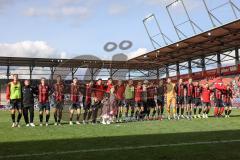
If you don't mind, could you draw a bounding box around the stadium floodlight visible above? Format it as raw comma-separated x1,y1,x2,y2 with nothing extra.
166,0,181,8
203,0,240,27
143,14,154,22
166,0,203,40
143,13,173,49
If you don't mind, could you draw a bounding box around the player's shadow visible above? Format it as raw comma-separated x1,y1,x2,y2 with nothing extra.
0,130,240,160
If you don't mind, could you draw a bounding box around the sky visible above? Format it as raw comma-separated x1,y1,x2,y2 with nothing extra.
0,0,239,61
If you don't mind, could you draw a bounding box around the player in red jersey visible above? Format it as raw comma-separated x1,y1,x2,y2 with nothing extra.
185,78,195,120
92,78,106,124
106,78,113,94
52,75,65,126
115,80,125,122
213,80,225,117
175,78,185,119
201,83,212,118
83,81,94,124
193,82,202,119
38,77,51,126
135,81,143,120
147,82,157,120
223,84,233,118
69,77,82,125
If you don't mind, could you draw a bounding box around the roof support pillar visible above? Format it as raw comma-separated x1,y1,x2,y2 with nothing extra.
217,52,222,75
176,63,180,78
156,68,160,80
235,47,239,65
71,68,78,80
201,56,206,72
109,65,113,79
6,65,10,80
166,65,169,78
50,67,55,84
90,68,94,81
217,52,222,68
188,60,192,76
128,69,131,80
29,66,34,80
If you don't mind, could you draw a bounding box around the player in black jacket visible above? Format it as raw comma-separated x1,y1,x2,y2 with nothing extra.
22,79,37,127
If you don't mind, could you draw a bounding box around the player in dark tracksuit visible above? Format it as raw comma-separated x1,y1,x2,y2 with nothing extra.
185,78,195,120
223,85,233,118
156,80,165,120
175,78,185,119
193,82,202,119
22,79,37,127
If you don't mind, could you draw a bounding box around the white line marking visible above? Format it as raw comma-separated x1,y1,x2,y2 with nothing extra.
0,139,240,159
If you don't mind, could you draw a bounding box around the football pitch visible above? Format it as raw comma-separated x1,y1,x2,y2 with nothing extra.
0,110,240,160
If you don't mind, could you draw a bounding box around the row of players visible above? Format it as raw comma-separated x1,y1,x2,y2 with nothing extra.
6,74,233,127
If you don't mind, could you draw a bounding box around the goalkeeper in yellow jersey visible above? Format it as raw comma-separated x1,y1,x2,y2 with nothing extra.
165,78,177,120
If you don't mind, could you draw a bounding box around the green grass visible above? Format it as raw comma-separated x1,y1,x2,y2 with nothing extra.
0,109,240,160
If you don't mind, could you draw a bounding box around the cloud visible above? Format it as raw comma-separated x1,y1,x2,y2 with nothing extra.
108,3,128,15
140,0,171,6
23,0,100,23
0,41,69,79
24,6,90,20
141,0,203,11
0,41,66,58
127,48,148,60
0,0,15,13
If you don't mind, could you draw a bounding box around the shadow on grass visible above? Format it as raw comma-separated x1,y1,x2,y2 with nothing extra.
1,130,240,160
